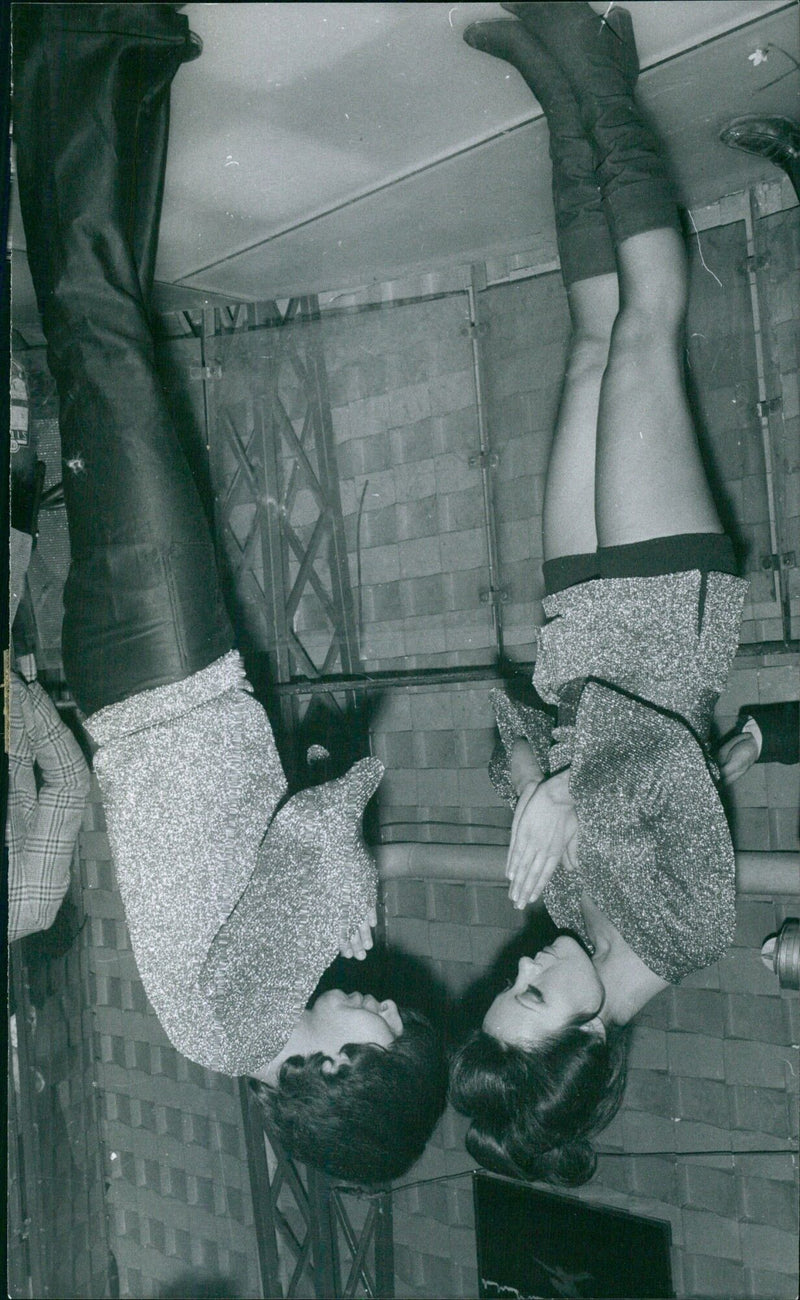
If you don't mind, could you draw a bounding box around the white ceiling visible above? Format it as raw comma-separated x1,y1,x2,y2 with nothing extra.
11,0,799,324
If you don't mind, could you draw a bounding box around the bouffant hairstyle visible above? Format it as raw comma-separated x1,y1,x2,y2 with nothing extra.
448,1023,630,1186
253,1010,447,1184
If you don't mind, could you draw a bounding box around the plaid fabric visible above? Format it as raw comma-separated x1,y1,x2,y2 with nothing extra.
7,672,91,940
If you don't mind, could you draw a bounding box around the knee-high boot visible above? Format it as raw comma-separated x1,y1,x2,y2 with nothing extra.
502,2,680,245
463,18,616,285
13,5,233,715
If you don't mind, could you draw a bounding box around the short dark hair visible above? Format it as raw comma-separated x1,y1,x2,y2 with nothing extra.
448,1024,630,1186
253,1010,447,1184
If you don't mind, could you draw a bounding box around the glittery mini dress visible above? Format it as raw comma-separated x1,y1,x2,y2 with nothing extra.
87,652,381,1075
501,570,748,982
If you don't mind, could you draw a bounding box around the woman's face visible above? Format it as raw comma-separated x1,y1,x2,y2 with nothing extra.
483,937,605,1047
305,990,403,1058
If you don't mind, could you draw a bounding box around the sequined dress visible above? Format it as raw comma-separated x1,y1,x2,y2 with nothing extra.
86,651,380,1075
499,569,748,982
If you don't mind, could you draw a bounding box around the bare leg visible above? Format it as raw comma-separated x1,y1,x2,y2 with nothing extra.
460,18,618,563
595,227,722,545
542,272,618,560
504,5,723,549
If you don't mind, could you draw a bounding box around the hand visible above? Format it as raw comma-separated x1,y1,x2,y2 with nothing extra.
717,731,759,784
338,907,377,960
506,770,578,910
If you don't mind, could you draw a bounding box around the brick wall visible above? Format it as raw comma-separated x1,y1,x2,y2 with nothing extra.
480,271,569,655
283,198,799,677
77,783,261,1300
384,885,799,1300
371,681,509,848
289,198,799,858
322,292,495,672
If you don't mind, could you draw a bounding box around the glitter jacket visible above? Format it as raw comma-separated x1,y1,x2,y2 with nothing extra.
86,652,381,1076
493,570,748,983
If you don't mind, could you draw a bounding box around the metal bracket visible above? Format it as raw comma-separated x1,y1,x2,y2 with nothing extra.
757,396,782,417
480,586,509,605
469,450,499,470
461,322,489,338
760,552,797,571
741,252,770,274
189,362,222,382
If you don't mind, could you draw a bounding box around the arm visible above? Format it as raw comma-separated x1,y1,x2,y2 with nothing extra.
506,767,578,910
717,716,762,785
8,678,91,941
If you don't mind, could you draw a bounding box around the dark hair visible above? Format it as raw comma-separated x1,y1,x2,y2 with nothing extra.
448,1024,630,1186
253,1010,447,1184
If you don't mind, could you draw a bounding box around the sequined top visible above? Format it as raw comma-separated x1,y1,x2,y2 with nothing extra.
533,571,746,735
515,571,746,982
87,652,380,1075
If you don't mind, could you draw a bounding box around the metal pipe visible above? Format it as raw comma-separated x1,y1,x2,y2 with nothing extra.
467,268,506,659
378,841,507,884
376,841,800,896
272,662,531,696
742,189,787,635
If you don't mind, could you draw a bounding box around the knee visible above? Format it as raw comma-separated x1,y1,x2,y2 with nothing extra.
610,297,683,355
616,261,688,340
616,228,689,330
565,329,611,382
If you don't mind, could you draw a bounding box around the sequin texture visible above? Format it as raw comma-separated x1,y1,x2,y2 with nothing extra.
534,571,747,732
491,571,748,982
87,652,381,1075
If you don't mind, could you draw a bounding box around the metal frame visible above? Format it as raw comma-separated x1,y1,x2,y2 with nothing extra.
239,1081,394,1299
184,296,365,767
186,301,393,1296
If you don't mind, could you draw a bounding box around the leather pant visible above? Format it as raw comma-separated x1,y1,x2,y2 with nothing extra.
14,5,233,715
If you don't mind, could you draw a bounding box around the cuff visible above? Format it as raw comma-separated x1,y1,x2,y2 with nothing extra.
740,715,763,761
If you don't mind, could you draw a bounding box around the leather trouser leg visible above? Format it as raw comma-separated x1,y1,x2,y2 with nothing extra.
13,5,233,715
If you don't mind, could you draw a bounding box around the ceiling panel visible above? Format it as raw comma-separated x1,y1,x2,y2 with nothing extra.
172,2,799,300
11,1,798,324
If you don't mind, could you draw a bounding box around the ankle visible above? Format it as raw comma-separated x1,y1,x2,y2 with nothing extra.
463,18,576,120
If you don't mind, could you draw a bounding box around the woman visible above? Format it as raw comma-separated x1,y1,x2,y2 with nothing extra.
449,2,748,1185
13,3,446,1185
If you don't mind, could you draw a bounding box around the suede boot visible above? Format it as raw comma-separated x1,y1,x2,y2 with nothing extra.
464,18,616,284
502,2,679,245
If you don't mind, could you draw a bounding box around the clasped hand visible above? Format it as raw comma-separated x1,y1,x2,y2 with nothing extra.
338,907,378,960
506,769,578,910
